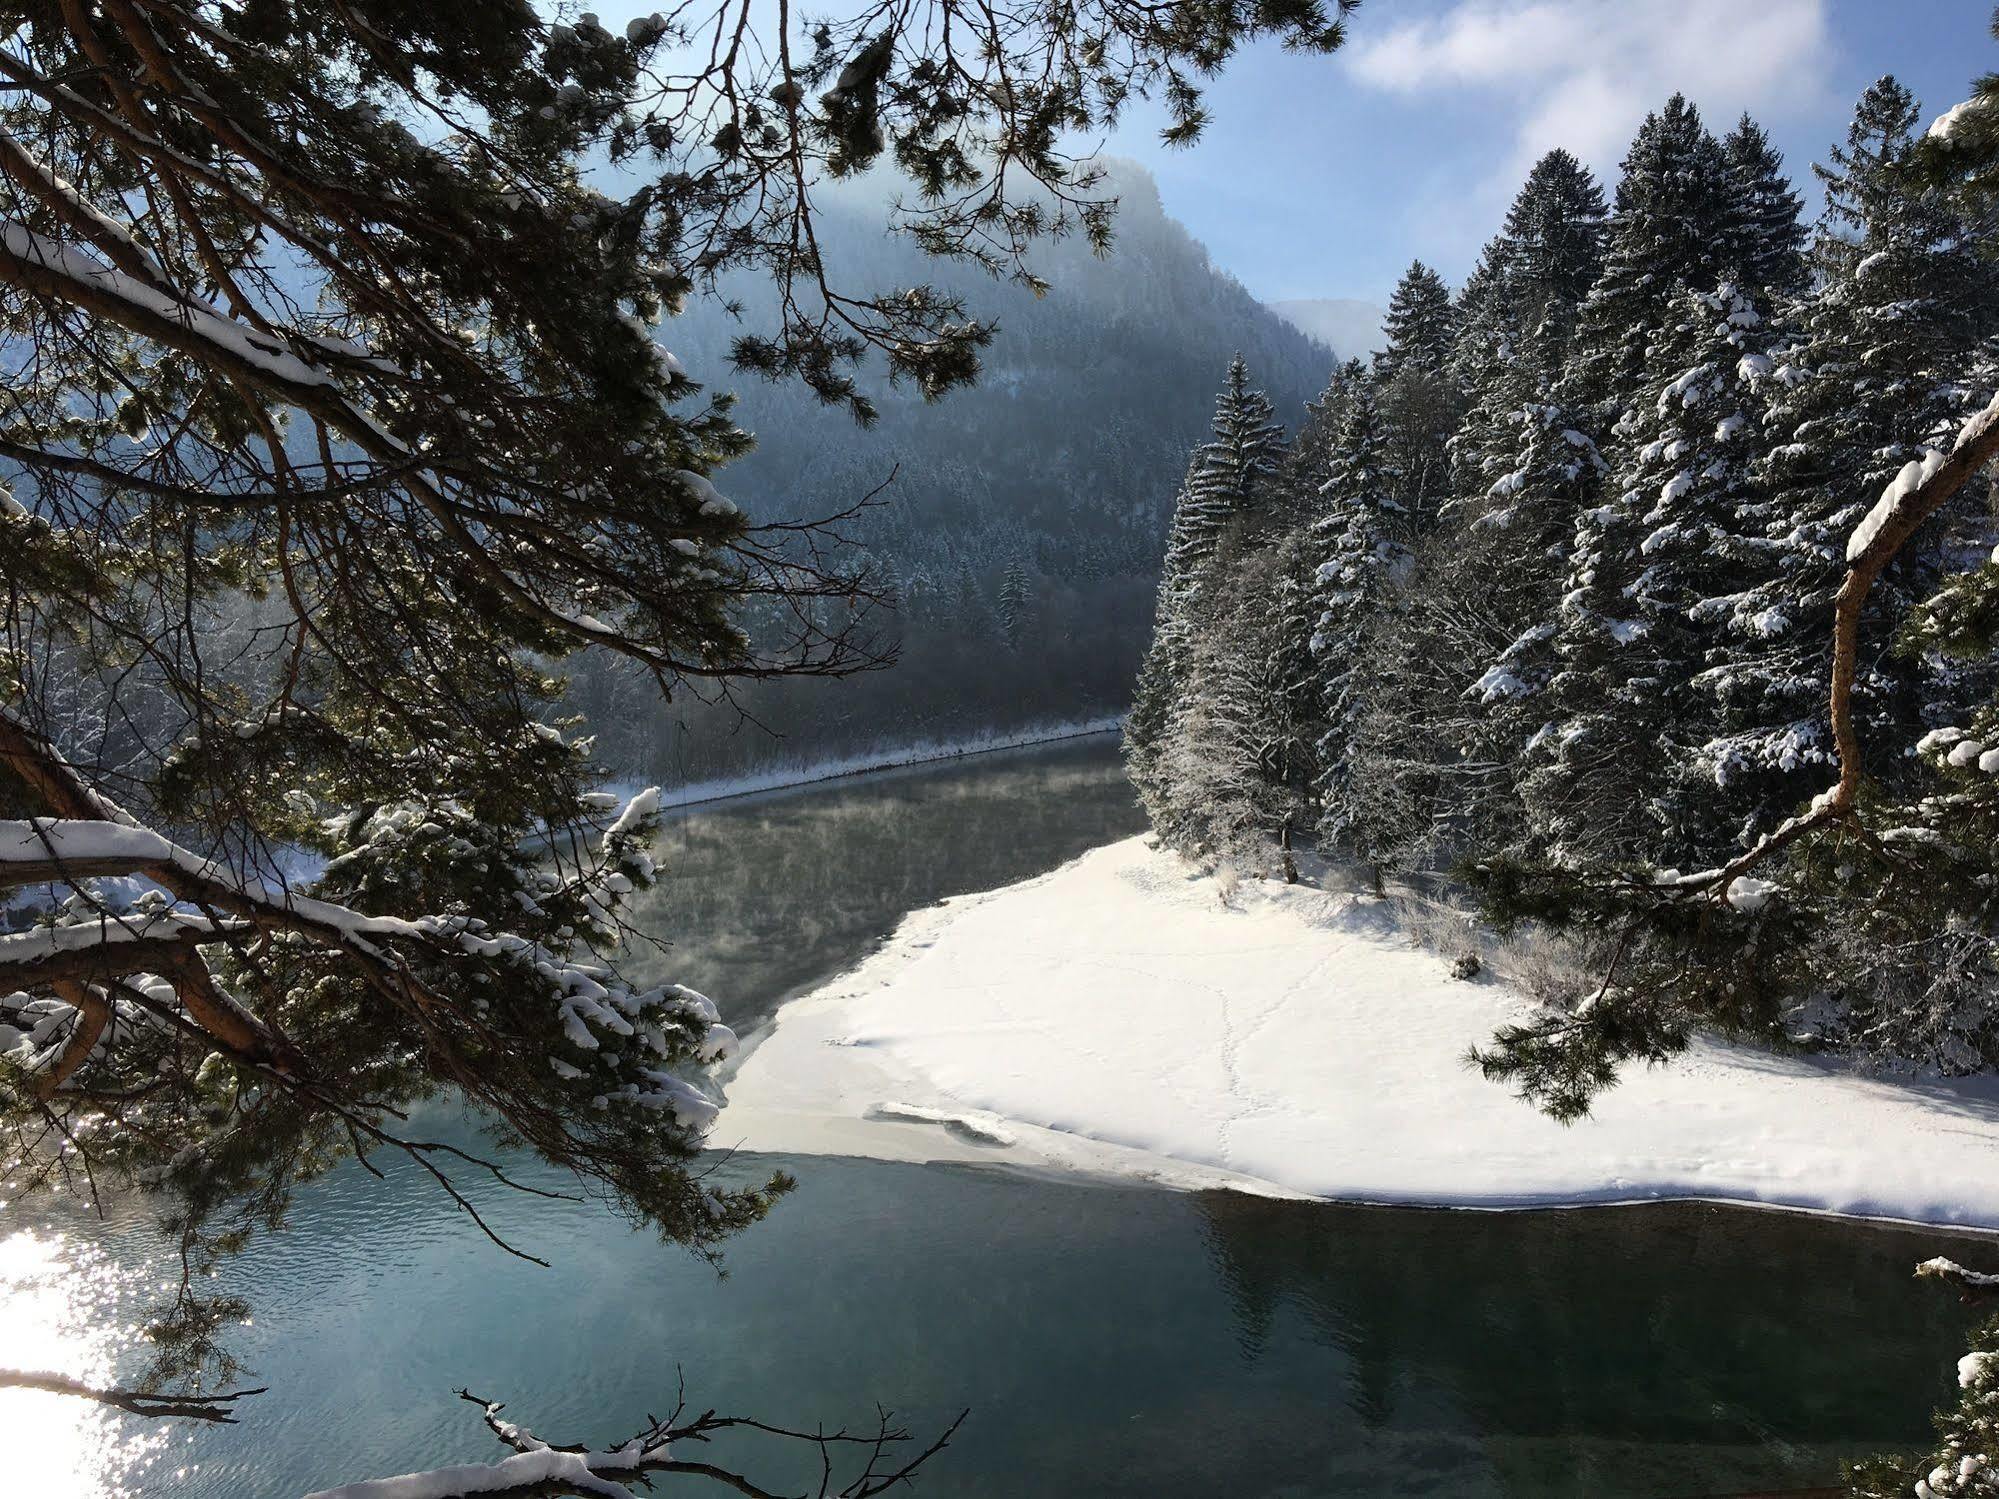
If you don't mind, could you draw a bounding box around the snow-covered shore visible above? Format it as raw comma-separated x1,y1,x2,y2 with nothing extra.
720,836,1999,1228
651,717,1121,810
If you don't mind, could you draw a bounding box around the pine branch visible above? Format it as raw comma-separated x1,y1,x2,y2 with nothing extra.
0,1369,265,1422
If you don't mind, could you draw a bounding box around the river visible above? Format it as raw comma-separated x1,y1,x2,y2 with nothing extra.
2,735,1987,1498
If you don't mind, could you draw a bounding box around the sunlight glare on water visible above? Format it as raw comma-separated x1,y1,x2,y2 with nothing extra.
0,1225,175,1498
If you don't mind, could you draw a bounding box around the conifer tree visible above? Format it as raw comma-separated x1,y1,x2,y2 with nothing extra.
1127,360,1287,828
1495,148,1611,354
1445,377,1610,848
1593,285,1781,861
1509,284,1779,866
1375,262,1458,381
1446,152,1606,509
1446,149,1608,559
1126,452,1209,797
1375,262,1462,528
1716,76,1999,840
1469,57,1999,1126
1280,358,1369,521
1307,379,1412,852
1721,115,1811,303
997,558,1033,647
1386,153,1607,857
1445,253,1513,505
1262,365,1369,811
1566,96,1737,419
1155,539,1314,870
1181,356,1289,550
1264,529,1329,844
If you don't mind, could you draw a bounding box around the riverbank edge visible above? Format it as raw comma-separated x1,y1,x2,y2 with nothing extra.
718,836,1999,1237
649,716,1123,811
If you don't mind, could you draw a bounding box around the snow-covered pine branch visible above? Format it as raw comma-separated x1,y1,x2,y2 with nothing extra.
301,1389,966,1499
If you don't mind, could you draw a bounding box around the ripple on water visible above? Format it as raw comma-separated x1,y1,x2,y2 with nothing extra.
0,1221,180,1498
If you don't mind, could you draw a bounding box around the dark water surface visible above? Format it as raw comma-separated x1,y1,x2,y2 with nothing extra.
1,737,1986,1498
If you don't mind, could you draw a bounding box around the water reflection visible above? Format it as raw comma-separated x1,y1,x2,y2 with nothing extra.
1196,1193,1983,1496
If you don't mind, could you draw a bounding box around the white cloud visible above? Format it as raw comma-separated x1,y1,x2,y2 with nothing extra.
1346,0,1836,179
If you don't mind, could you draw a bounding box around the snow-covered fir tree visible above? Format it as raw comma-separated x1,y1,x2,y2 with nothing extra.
1565,95,1737,420
1375,262,1463,527
1590,284,1782,862
1172,356,1290,575
1375,262,1458,382
1721,76,1999,841
1485,102,1768,864
1446,252,1513,505
1307,379,1414,854
1154,538,1316,872
1444,373,1611,850
1448,151,1606,509
1366,153,1610,859
1721,115,1811,304
1447,146,1610,651
997,558,1034,647
1127,359,1287,826
1509,283,1784,866
1280,357,1370,521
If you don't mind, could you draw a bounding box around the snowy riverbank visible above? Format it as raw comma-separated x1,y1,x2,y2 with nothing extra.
651,717,1122,809
719,836,1999,1228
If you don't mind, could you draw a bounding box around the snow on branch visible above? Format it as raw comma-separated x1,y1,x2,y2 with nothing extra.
0,219,332,389
1918,1257,1999,1303
0,714,733,1091
0,714,740,1276
302,1388,967,1499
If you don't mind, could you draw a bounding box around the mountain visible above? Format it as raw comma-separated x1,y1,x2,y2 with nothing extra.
572,162,1340,786
1268,298,1387,362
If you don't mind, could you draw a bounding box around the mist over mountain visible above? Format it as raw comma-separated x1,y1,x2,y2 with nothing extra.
1268,298,1387,361
574,163,1339,785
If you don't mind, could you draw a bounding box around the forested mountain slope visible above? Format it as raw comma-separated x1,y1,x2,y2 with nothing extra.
568,163,1335,785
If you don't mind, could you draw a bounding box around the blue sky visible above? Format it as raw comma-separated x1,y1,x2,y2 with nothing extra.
1102,0,1995,304
593,0,1993,308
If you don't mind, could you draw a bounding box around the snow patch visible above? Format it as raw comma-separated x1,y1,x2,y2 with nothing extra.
1961,1351,1997,1390
1724,876,1779,913
1930,97,1983,143
723,838,1999,1225
867,1102,1017,1146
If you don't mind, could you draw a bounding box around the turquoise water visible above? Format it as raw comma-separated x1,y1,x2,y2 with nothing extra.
2,738,1987,1497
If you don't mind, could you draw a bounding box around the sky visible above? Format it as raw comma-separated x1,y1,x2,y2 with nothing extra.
589,0,1994,310
1101,0,1995,304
